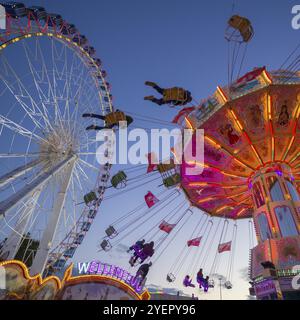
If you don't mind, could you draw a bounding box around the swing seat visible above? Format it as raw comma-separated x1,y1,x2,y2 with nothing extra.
225,281,233,289
105,225,118,239
163,173,181,188
105,111,126,126
84,191,98,206
157,161,175,173
227,15,254,43
208,280,215,288
166,273,176,283
111,171,127,189
163,88,188,105
100,239,112,252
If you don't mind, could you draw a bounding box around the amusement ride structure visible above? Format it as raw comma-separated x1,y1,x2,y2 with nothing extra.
0,3,113,277
0,3,300,301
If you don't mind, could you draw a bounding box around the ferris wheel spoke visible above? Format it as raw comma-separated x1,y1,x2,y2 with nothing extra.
78,158,100,173
0,196,32,235
0,152,40,158
0,179,50,242
72,165,85,192
21,40,55,132
0,189,42,260
79,139,99,149
6,107,39,160
34,37,72,130
0,58,50,131
0,114,48,144
62,50,79,133
50,38,70,128
77,152,100,156
69,72,96,124
74,162,90,183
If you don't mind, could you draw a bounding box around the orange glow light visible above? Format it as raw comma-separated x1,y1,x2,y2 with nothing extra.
261,70,273,85
237,208,247,217
283,136,295,161
185,117,194,130
229,109,244,132
216,86,228,104
267,95,272,121
216,205,229,213
198,197,213,204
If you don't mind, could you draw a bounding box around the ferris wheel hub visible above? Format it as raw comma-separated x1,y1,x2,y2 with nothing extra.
39,124,79,165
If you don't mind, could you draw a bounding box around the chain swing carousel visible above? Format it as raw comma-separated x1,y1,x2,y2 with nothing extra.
97,15,300,300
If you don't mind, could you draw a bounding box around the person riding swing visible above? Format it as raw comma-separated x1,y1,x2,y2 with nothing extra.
144,81,192,107
82,109,133,131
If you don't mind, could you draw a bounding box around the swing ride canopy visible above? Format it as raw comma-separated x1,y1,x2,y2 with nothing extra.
181,68,300,220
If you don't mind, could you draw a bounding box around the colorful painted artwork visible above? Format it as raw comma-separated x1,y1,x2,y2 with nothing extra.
181,73,300,219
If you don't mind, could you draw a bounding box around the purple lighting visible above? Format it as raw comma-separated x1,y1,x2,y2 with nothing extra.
81,260,145,294
275,170,283,177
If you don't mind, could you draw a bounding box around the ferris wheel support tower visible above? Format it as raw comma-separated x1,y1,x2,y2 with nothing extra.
30,156,76,275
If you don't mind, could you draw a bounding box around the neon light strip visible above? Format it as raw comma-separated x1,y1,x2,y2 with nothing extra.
282,136,295,161
197,197,213,204
0,32,98,67
267,94,276,161
229,190,250,198
261,70,273,85
204,135,254,171
216,86,228,104
283,103,300,161
188,182,247,189
290,152,300,164
216,205,231,213
294,163,300,169
229,109,263,165
185,117,194,130
237,208,247,217
197,194,250,207
170,148,180,164
186,161,248,179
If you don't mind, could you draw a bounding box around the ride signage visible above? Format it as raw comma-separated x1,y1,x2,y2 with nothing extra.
77,260,145,294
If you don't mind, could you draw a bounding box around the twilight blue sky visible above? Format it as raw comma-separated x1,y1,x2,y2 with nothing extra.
13,0,300,299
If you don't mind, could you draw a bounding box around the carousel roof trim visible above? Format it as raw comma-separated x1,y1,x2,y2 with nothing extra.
194,69,300,129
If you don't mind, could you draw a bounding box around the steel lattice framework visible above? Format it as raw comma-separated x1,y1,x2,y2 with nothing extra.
0,7,113,276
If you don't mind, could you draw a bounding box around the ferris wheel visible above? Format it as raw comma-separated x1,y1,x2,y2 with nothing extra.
0,4,113,276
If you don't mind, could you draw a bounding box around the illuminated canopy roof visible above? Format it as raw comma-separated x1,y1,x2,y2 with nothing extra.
181,69,300,219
